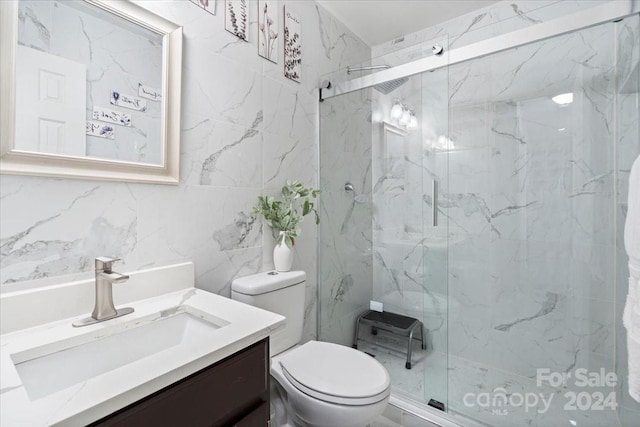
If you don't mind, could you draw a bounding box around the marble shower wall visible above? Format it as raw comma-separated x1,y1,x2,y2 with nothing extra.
0,0,370,342
615,14,640,425
318,87,373,347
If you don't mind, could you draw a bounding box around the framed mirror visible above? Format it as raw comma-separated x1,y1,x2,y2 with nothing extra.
0,0,182,184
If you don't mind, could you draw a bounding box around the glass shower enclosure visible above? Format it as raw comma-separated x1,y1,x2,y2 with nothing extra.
318,4,640,427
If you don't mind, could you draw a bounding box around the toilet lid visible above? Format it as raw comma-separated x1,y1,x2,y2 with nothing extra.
278,341,390,405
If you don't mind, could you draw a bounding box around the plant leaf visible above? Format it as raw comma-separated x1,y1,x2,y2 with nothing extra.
253,181,320,238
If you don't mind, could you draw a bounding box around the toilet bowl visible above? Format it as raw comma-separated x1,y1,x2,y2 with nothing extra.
271,340,390,427
231,271,390,427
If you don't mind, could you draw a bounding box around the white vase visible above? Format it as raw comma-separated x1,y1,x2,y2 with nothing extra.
273,232,295,272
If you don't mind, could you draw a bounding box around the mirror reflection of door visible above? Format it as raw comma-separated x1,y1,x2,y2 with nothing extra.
15,46,87,157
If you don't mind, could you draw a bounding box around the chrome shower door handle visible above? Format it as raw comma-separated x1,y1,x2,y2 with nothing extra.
432,180,438,227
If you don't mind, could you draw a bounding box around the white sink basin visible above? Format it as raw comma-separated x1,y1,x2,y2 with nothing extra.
1,282,285,427
12,307,226,400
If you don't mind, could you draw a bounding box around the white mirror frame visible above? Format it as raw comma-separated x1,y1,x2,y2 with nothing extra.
0,0,182,184
383,121,409,139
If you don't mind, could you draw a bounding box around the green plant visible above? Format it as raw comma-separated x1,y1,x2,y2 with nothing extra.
253,180,320,247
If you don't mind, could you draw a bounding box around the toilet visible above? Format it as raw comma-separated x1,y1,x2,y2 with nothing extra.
231,271,390,427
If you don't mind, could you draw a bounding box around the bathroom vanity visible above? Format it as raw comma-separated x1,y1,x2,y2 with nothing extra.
92,338,270,426
0,263,284,426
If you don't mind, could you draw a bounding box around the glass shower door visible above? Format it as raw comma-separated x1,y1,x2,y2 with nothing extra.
318,41,452,409
420,64,450,409
445,19,623,427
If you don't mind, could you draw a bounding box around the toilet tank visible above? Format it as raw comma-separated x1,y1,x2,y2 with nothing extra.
231,271,306,356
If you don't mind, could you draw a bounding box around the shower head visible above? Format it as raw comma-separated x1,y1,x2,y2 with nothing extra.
346,64,408,94
373,77,409,94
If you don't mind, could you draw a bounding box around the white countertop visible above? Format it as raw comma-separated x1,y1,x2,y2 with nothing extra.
0,287,285,426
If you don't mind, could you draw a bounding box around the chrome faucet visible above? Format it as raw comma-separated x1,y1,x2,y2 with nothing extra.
73,257,134,327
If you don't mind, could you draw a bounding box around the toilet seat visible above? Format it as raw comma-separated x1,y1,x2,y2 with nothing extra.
277,341,390,406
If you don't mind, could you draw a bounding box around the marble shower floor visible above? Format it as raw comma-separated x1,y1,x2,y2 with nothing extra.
357,334,621,427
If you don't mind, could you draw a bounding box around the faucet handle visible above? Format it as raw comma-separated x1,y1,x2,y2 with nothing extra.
95,257,121,272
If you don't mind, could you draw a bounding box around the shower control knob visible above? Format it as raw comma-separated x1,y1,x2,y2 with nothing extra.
432,45,444,56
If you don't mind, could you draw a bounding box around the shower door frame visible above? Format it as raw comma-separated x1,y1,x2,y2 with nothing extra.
320,0,640,101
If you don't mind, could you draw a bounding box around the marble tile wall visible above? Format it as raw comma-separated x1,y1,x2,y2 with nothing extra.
0,0,370,343
318,87,374,346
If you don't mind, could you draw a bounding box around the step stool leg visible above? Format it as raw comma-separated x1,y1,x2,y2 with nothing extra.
353,313,363,349
420,322,426,350
406,327,414,370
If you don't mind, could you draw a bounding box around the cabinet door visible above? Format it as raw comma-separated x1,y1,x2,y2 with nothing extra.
235,401,269,427
92,339,269,427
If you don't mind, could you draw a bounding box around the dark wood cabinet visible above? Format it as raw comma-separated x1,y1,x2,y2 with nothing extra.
91,338,270,427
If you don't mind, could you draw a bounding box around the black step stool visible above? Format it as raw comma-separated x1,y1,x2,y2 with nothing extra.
353,310,425,369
